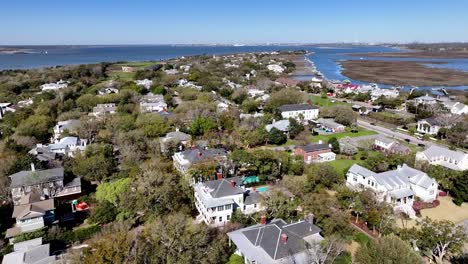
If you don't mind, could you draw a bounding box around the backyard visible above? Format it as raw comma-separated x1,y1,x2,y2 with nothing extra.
309,128,377,143
397,196,468,229
310,95,350,107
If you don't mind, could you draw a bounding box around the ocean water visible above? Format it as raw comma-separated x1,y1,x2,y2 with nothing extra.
1,45,467,90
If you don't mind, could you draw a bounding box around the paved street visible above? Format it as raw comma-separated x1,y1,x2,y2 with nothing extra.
357,119,431,146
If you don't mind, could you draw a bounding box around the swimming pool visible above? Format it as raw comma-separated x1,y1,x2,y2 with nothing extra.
256,186,269,193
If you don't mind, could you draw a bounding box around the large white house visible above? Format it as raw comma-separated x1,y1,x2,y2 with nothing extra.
40,80,69,91
414,94,437,105
416,145,468,171
173,147,228,176
194,177,263,226
135,79,153,89
346,164,438,218
139,93,167,113
279,104,319,122
228,218,323,264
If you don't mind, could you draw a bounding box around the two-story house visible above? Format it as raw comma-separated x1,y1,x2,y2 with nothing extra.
373,136,411,156
38,136,87,157
227,218,323,264
194,177,263,226
346,164,438,218
294,143,335,164
90,103,117,117
173,146,228,177
5,192,55,239
414,94,437,105
139,93,167,113
279,104,319,122
160,129,192,153
416,145,468,171
9,166,81,205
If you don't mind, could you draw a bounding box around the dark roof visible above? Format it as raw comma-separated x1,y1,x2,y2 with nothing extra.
279,104,318,112
145,64,163,71
9,168,64,188
244,191,262,205
423,117,442,126
242,219,321,260
180,147,227,164
205,177,244,198
297,143,330,153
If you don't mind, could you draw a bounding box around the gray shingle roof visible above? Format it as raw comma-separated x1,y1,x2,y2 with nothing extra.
297,143,330,153
266,119,290,132
164,131,191,142
239,219,321,260
9,168,64,188
205,177,244,198
421,145,466,161
279,104,318,112
244,191,262,205
180,147,227,164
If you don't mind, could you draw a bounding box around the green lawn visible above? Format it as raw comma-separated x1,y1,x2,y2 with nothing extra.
328,151,379,175
309,128,377,143
107,71,135,81
309,95,350,107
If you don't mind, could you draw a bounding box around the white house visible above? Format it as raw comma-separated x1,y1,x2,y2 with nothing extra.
265,119,290,133
53,119,81,140
279,104,319,122
40,80,68,91
17,98,33,108
194,177,263,226
0,103,16,119
416,145,468,171
135,79,153,89
346,164,438,218
140,93,167,113
227,218,323,264
43,137,87,157
98,87,119,95
417,118,443,135
370,88,399,101
441,101,468,115
267,64,284,73
414,94,437,105
90,103,117,117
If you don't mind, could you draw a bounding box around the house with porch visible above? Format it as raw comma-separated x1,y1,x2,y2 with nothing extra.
416,145,468,171
227,218,323,264
90,103,117,117
279,104,319,122
294,143,335,164
9,166,81,205
346,164,438,218
173,147,228,178
194,177,263,226
414,94,437,105
35,136,87,157
5,192,55,240
139,93,167,113
373,136,411,156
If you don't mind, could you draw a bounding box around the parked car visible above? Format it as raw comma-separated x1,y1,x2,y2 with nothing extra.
370,122,376,126
418,143,425,147
404,138,410,143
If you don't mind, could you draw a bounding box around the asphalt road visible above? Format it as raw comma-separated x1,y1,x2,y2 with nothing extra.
357,119,431,147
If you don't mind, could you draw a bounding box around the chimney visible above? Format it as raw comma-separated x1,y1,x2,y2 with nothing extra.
191,145,195,150
217,172,223,180
31,163,35,171
197,151,202,157
318,140,323,144
260,215,267,225
230,180,235,188
253,186,257,192
176,127,179,132
307,213,314,224
281,233,288,244
328,144,332,148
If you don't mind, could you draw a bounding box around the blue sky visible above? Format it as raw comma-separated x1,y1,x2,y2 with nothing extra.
1,0,468,45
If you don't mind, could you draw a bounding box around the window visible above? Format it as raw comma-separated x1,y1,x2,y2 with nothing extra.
368,180,370,185
225,204,232,210
243,205,246,210
217,206,224,211
254,204,257,208
219,216,222,222
429,190,434,195
353,176,357,182
363,176,366,180
227,215,230,221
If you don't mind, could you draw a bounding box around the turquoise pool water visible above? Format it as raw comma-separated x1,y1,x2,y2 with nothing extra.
256,187,268,193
